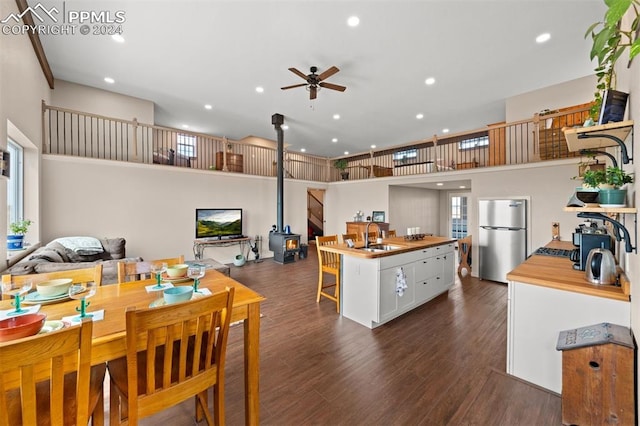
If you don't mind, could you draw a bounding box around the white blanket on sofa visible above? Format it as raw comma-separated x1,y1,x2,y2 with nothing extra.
53,236,104,255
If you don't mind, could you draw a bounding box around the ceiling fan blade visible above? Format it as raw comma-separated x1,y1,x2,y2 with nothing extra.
310,86,317,100
281,83,308,90
318,66,339,81
288,67,309,80
319,82,346,92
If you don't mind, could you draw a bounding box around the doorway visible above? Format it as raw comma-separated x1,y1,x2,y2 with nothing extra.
449,193,470,239
307,188,325,243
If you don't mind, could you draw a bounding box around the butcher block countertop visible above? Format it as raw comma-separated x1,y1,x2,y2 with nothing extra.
318,236,456,259
506,240,630,302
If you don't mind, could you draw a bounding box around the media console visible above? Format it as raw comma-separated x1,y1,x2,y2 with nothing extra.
193,236,250,260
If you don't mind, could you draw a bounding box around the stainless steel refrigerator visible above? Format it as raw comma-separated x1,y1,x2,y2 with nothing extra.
479,199,527,283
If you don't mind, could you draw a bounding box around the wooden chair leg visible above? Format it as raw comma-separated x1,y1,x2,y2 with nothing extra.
213,381,225,426
335,273,340,313
316,270,324,303
91,388,105,426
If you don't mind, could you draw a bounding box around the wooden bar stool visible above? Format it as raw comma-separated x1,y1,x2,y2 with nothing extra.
457,235,472,277
315,236,340,313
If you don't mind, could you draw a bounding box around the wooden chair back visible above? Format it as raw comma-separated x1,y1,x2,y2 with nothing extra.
457,235,472,277
109,287,234,425
0,318,95,425
117,255,185,283
315,236,340,312
2,265,104,299
362,231,378,243
341,233,358,243
387,230,397,238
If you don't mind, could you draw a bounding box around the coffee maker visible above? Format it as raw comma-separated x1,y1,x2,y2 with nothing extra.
571,225,613,271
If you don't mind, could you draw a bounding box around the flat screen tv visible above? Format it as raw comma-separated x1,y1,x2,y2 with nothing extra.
196,208,243,240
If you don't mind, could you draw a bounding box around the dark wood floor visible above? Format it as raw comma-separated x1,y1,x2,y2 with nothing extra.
132,244,561,425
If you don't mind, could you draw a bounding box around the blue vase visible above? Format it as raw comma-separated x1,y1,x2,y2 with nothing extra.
7,235,24,250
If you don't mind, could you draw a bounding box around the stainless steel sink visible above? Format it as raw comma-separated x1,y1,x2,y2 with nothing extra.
358,244,402,252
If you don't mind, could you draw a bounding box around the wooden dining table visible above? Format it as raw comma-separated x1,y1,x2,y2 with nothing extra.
0,270,265,425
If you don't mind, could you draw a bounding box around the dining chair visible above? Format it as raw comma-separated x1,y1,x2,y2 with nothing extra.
457,235,472,277
0,317,106,426
107,287,235,425
1,264,104,300
315,236,340,313
341,233,359,244
387,229,397,238
116,255,185,283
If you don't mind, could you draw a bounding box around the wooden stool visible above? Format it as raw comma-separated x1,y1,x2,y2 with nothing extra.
315,236,340,313
457,235,472,277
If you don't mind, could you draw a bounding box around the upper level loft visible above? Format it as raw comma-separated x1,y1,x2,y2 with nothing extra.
42,101,631,182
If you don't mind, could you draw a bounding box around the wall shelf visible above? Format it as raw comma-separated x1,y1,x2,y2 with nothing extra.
564,120,633,152
564,206,637,214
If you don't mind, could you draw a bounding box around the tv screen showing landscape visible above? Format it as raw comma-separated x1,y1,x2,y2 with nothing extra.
196,208,243,239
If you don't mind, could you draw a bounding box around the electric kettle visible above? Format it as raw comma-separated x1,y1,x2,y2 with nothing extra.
585,248,617,285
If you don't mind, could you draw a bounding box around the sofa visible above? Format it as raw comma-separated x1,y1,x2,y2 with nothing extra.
3,236,141,284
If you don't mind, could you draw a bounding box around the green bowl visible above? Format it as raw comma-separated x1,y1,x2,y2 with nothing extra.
163,286,193,304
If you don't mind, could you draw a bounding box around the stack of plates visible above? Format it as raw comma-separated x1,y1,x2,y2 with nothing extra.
22,291,70,305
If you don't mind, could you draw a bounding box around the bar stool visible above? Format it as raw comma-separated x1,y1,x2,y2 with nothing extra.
315,236,340,313
457,235,472,277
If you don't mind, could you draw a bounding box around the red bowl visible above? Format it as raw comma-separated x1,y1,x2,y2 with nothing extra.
0,313,47,342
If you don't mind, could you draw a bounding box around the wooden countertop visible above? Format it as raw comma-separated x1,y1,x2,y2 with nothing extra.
506,240,630,302
318,236,456,259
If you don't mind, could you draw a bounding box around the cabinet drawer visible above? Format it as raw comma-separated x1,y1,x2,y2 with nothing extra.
415,256,436,280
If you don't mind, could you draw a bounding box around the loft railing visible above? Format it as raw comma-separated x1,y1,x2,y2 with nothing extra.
42,102,591,182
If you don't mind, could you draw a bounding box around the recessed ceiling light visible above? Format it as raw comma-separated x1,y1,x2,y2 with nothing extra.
425,77,436,85
332,138,338,143
182,124,189,129
436,183,444,186
370,145,376,149
344,151,349,155
442,128,450,133
104,77,115,84
459,185,466,189
300,148,306,152
347,16,360,27
333,114,340,120
204,104,212,110
536,33,551,43
282,125,289,130
416,113,424,119
112,34,125,43
255,86,264,93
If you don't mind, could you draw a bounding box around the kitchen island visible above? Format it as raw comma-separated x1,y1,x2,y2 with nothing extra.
320,236,456,328
506,240,631,394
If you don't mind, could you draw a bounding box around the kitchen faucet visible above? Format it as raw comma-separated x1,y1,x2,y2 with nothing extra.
364,221,379,248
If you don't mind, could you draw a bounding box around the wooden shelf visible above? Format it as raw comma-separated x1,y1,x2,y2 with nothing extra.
564,206,637,214
563,120,633,152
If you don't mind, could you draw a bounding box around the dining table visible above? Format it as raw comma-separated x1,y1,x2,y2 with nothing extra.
0,269,265,426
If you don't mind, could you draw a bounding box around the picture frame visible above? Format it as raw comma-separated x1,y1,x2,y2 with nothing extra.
372,211,385,222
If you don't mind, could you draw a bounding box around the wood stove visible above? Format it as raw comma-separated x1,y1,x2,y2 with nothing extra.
269,232,300,264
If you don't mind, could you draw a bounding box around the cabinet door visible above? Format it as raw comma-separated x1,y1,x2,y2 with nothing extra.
379,264,414,322
433,252,454,293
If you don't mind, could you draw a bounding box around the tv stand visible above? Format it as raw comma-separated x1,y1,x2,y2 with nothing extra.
193,236,250,260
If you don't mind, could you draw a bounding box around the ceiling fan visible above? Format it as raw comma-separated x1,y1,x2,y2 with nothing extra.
281,66,346,100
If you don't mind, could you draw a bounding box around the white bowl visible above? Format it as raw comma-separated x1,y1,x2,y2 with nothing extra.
166,264,189,278
36,278,73,297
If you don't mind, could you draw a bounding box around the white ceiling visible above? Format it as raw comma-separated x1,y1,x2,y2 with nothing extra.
31,0,605,158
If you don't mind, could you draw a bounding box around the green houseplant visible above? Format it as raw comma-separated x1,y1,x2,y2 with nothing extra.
585,0,640,121
7,219,32,250
334,159,349,180
599,166,634,206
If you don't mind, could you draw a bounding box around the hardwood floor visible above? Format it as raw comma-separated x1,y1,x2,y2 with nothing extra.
127,244,561,425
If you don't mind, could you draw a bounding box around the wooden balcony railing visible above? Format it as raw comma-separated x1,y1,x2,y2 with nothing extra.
42,101,592,182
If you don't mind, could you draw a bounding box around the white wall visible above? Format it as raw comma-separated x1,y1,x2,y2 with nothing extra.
41,155,321,263
389,185,440,236
50,80,154,124
0,1,52,257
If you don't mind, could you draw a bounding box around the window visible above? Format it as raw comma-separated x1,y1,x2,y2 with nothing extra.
7,139,23,228
177,134,196,157
458,135,489,150
393,148,417,161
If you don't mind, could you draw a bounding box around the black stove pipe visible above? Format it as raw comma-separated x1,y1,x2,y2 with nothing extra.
272,113,284,232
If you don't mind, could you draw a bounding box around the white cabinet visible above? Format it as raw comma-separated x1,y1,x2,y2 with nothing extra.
342,242,455,328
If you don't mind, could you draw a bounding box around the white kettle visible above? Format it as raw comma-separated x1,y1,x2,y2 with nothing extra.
585,248,617,285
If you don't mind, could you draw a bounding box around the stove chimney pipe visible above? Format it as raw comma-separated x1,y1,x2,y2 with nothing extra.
272,113,284,232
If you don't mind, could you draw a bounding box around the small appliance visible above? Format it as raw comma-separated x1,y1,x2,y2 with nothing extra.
570,230,612,271
585,247,617,285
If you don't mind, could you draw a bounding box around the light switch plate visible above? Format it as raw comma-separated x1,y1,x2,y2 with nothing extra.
552,222,560,240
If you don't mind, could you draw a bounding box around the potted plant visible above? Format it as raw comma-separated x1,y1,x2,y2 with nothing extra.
585,0,640,122
334,159,349,180
7,219,32,250
599,166,634,206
